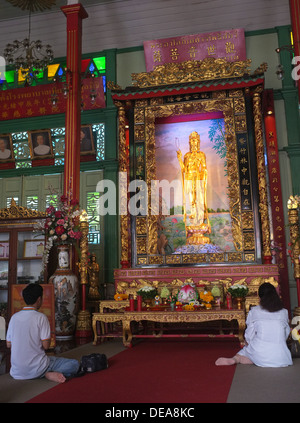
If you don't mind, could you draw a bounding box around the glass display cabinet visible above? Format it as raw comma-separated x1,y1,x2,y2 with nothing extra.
0,199,46,320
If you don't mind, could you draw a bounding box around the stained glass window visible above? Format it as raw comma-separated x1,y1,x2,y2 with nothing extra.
45,194,59,208
10,124,104,169
2,56,105,88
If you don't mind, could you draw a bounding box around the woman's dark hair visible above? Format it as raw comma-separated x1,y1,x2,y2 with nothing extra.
258,282,283,312
22,283,43,305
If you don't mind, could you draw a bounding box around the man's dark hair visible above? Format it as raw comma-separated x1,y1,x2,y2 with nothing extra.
258,282,283,312
22,284,43,305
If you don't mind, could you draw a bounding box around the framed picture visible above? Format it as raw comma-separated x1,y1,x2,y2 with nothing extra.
11,284,56,348
23,239,45,258
0,134,14,163
129,94,262,267
0,241,9,258
80,125,95,155
28,129,53,159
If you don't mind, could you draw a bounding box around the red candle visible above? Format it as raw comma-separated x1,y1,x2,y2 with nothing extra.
137,295,142,311
226,293,232,310
129,297,134,311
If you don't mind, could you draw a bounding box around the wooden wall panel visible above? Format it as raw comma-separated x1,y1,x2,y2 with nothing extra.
0,0,291,58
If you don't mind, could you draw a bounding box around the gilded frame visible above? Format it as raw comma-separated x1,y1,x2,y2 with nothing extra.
28,129,54,160
132,91,260,266
0,133,15,163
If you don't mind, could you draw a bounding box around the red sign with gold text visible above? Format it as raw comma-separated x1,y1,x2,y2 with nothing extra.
0,76,105,121
144,28,246,72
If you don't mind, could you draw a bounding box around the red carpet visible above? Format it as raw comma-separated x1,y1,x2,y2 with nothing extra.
28,339,240,403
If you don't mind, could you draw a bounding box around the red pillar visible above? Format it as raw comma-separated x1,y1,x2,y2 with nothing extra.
61,3,88,201
263,89,291,312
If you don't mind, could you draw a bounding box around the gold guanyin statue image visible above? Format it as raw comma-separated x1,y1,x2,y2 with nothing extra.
88,253,101,300
177,131,211,245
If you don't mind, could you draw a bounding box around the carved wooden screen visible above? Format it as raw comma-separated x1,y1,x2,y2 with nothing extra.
112,60,270,268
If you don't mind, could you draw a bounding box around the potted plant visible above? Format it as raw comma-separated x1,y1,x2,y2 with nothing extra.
136,286,157,309
227,284,249,309
160,286,170,305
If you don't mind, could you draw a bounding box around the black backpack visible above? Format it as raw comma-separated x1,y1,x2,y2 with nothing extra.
79,353,108,374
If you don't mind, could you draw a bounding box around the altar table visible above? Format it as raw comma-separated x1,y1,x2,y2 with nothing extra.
92,308,246,347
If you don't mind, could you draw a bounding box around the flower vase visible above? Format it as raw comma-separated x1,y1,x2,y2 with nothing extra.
235,297,244,310
49,245,79,340
144,299,152,310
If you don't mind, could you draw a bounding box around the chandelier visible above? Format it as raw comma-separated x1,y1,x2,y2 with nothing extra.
3,0,55,84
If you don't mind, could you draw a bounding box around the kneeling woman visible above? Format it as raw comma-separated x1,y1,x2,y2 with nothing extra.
216,283,293,367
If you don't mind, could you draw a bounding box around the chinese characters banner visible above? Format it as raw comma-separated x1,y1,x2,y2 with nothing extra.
264,90,290,310
0,76,105,121
143,28,246,72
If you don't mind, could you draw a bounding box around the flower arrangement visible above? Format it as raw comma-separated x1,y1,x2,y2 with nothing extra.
35,194,83,267
160,286,170,299
227,284,249,298
199,291,214,309
136,286,157,299
167,293,178,304
114,293,128,301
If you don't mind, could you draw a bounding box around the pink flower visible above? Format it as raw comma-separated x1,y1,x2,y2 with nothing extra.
60,195,68,204
57,219,65,225
55,226,65,235
46,206,55,215
55,210,63,218
68,229,82,240
172,218,178,223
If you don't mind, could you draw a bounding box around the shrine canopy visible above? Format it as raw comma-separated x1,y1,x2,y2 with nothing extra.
109,58,267,100
109,58,291,311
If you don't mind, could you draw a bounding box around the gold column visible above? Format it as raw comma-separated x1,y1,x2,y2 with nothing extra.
117,102,131,268
76,210,92,337
287,196,300,313
252,88,272,261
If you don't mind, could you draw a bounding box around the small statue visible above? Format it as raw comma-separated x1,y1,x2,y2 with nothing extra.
88,253,101,300
154,295,161,306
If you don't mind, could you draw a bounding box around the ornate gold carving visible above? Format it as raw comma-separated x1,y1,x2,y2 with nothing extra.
252,62,268,75
229,89,244,98
107,80,123,91
76,310,92,332
252,89,271,258
143,98,243,257
93,309,246,346
287,196,300,279
131,58,252,88
241,211,254,230
134,108,145,124
136,237,147,254
78,215,89,285
228,252,243,262
99,300,129,313
116,103,130,264
234,115,247,132
244,232,255,250
234,98,246,114
0,198,46,220
134,125,145,141
136,217,147,235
